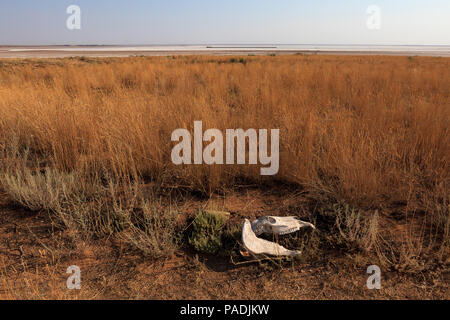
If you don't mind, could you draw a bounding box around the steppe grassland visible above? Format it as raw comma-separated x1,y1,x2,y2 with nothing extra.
0,55,448,263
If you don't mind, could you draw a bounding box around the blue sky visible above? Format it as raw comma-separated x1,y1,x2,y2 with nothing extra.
0,0,449,45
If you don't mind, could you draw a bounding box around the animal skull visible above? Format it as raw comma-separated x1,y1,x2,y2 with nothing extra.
251,216,315,236
241,219,301,257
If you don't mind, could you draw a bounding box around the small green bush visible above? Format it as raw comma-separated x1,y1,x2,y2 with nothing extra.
229,57,247,64
189,210,228,254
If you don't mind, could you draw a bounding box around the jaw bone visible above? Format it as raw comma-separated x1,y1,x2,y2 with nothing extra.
251,216,315,236
241,219,302,257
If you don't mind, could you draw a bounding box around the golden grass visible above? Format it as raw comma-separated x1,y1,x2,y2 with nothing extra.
0,55,448,209
0,56,448,299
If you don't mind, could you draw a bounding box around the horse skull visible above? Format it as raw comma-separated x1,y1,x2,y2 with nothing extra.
251,216,315,236
241,219,302,257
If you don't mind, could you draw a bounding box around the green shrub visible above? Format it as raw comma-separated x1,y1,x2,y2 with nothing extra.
229,57,246,64
189,210,228,254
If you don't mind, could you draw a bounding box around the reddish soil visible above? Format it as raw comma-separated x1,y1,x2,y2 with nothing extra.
0,190,448,300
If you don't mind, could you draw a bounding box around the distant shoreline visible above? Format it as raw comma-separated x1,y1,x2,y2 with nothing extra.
1,45,449,58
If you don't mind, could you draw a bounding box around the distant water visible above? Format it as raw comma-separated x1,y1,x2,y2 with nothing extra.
3,44,450,57
279,44,450,53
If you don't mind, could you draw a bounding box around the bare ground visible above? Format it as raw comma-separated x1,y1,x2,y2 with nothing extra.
0,190,448,300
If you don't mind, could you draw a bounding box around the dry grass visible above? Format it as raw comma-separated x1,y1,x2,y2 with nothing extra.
0,257,104,300
0,55,448,272
0,55,447,205
0,167,181,258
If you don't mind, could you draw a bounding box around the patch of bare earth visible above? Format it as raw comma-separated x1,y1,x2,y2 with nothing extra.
0,190,448,300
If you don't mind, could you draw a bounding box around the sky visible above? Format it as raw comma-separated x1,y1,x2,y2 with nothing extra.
0,0,449,45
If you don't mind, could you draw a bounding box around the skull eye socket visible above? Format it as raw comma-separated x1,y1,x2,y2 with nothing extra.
268,217,277,224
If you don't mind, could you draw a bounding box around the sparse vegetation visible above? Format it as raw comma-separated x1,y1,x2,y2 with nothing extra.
189,211,228,254
334,204,379,252
0,55,448,299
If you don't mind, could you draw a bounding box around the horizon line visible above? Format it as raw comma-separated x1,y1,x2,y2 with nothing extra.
1,43,450,47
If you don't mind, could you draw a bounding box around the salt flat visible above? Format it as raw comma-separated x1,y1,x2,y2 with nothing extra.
0,45,449,58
